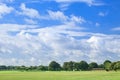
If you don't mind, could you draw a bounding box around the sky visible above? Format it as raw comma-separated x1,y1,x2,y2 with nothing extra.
0,0,120,66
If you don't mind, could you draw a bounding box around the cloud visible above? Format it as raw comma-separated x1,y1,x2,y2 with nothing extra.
0,3,14,18
0,0,119,66
95,22,100,27
24,18,37,24
47,10,86,24
70,15,86,24
0,0,14,3
0,23,120,66
98,12,107,17
59,3,70,11
48,10,68,21
54,0,104,6
18,3,40,19
0,24,37,35
112,27,120,31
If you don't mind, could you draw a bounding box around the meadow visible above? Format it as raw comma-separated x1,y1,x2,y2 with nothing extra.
0,71,120,80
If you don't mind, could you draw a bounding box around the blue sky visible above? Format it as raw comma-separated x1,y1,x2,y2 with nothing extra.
0,0,120,66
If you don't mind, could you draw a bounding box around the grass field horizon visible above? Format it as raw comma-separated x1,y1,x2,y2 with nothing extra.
0,71,120,80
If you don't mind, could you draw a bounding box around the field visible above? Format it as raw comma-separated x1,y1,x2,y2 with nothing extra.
0,71,120,80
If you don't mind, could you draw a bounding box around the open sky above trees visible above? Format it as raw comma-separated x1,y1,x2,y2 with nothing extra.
0,0,120,66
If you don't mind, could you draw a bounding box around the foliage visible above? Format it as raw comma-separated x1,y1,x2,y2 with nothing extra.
79,61,89,71
0,60,120,71
48,61,61,71
104,60,112,71
89,62,98,69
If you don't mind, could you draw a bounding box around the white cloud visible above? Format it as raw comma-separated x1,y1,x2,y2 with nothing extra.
48,10,68,21
0,0,14,3
98,12,107,17
47,0,104,11
70,15,86,24
24,18,37,24
0,23,120,66
47,10,86,24
0,3,14,18
59,3,70,11
0,24,37,35
54,0,104,6
95,22,100,27
112,27,120,31
18,3,40,19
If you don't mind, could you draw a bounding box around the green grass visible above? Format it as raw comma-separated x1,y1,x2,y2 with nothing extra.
0,71,120,80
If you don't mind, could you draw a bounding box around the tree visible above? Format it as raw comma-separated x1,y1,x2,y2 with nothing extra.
49,61,61,71
74,62,80,71
98,64,104,68
37,65,48,71
89,62,98,69
62,61,75,71
0,65,7,70
112,61,120,71
67,61,75,71
110,62,117,71
79,61,89,71
63,62,69,71
104,60,111,71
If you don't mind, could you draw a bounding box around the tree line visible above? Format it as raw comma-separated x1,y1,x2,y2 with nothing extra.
0,60,120,71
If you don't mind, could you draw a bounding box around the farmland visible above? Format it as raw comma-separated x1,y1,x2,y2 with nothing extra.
0,71,120,80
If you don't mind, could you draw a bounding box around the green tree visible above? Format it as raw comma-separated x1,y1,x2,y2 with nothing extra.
37,65,48,71
79,61,89,71
0,65,7,70
110,62,117,71
98,64,104,68
49,61,61,71
89,62,98,69
104,60,111,71
74,62,80,71
63,61,75,71
63,62,69,71
113,61,120,71
67,61,75,71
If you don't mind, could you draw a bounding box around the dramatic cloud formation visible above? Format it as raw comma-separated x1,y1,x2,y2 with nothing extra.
0,0,120,66
0,23,120,66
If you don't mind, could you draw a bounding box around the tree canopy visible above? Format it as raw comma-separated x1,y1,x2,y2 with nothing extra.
0,60,120,71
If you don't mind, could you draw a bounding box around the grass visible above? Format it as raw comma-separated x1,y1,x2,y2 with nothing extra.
0,71,120,80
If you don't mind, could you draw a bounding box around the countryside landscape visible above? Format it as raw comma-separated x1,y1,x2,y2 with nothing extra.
0,60,120,80
0,0,120,80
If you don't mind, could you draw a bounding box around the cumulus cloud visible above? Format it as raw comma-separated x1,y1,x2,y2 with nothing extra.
0,23,120,66
48,10,68,21
0,24,38,35
18,3,40,19
0,3,14,18
0,0,118,66
47,10,86,24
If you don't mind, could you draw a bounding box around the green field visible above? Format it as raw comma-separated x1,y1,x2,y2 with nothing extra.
0,71,120,80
